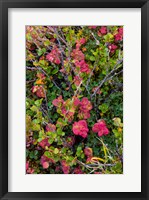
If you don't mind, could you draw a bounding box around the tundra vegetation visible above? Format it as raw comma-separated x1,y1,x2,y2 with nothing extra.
26,26,123,174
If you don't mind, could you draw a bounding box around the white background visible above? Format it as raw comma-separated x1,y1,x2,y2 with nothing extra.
8,8,141,192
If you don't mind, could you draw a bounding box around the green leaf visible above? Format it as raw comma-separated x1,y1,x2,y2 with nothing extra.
44,151,51,158
49,82,53,88
72,84,76,90
26,33,32,41
37,48,46,56
31,122,40,131
68,75,72,81
44,40,50,46
37,138,43,142
29,151,34,159
89,56,95,61
57,128,62,135
34,99,43,107
52,68,58,74
54,148,59,154
103,33,114,42
42,48,46,53
34,150,38,156
81,153,85,159
54,34,57,38
61,132,65,136
32,119,40,124
76,146,82,157
113,117,123,127
30,105,38,113
48,138,54,144
57,118,68,126
53,155,60,162
98,103,109,113
63,27,69,32
112,129,120,138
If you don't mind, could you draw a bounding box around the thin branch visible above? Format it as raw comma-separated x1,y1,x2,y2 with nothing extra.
26,79,36,84
89,169,95,174
91,60,123,98
77,159,115,169
106,69,123,82
41,87,51,120
47,26,68,45
54,27,65,66
90,31,100,45
77,160,92,171
74,81,83,96
86,64,96,88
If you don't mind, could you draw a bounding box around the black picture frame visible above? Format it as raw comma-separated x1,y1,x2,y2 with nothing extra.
0,0,148,199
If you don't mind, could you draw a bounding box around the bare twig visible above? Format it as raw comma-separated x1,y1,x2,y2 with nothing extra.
74,81,83,96
91,60,123,98
42,87,50,118
54,27,65,66
90,31,100,45
47,26,68,45
89,169,95,174
77,159,115,169
26,79,36,84
106,69,123,82
86,63,97,89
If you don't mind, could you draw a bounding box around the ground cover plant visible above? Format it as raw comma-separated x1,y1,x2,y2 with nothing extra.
26,26,123,174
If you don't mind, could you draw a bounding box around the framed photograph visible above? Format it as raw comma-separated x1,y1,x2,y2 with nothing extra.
0,0,148,199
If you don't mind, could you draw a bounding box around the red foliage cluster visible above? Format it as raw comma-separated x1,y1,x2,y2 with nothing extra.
72,120,89,138
71,37,91,74
46,46,61,64
73,167,84,174
40,155,55,169
61,160,70,174
84,147,93,165
73,96,81,106
76,38,86,49
98,26,107,36
52,96,92,122
39,138,50,149
46,123,56,132
92,120,109,137
71,48,85,61
52,96,76,122
75,60,91,74
36,72,45,80
32,85,45,98
64,136,75,147
73,118,109,139
78,97,93,119
52,95,64,107
86,156,92,163
74,75,82,86
84,147,93,157
26,161,34,174
114,27,123,42
108,44,118,54
61,107,74,122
